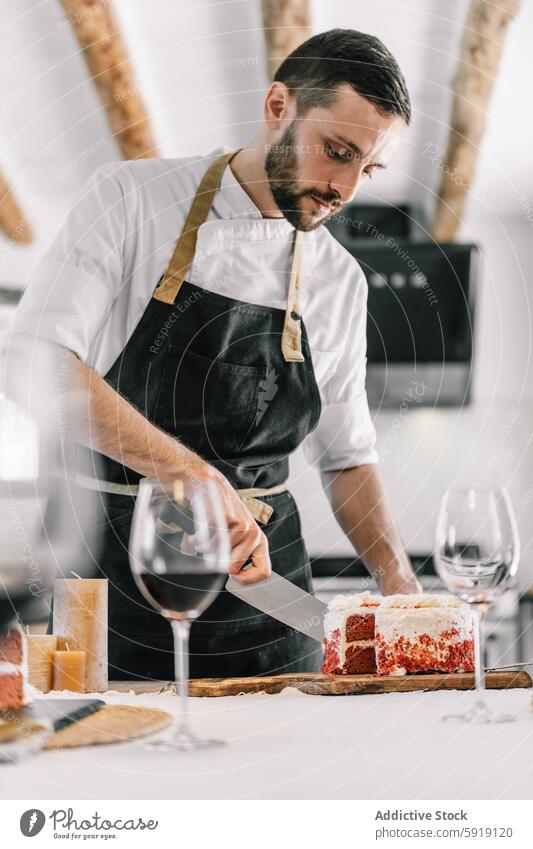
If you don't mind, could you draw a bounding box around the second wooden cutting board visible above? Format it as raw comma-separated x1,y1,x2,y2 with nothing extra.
187,670,532,697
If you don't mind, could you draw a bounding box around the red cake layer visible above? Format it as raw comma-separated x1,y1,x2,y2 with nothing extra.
345,612,375,642
0,627,24,665
0,669,26,710
323,629,377,675
344,641,377,674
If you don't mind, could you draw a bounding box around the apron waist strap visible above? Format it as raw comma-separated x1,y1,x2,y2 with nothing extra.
75,473,287,524
237,482,288,524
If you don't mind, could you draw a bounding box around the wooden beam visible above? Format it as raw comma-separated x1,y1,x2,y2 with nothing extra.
0,169,32,244
261,0,311,81
432,0,521,242
60,0,159,159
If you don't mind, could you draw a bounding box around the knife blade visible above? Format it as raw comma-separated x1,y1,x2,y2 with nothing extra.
161,501,328,641
226,572,327,642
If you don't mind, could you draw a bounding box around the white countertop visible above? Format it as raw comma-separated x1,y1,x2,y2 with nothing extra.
2,686,533,800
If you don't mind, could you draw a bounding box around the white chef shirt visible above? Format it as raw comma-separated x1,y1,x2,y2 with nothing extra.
13,146,378,472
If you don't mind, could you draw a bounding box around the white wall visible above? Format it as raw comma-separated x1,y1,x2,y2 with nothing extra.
1,1,532,586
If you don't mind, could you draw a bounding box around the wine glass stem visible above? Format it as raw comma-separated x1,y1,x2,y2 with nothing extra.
473,607,487,710
171,619,192,741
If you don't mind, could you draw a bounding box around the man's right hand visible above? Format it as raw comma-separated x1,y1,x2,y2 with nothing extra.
178,454,272,585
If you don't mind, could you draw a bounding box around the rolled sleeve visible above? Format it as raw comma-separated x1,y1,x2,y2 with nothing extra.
303,266,378,472
303,393,378,471
13,161,128,362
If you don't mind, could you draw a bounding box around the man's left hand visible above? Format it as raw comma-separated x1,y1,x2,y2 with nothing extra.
378,567,423,596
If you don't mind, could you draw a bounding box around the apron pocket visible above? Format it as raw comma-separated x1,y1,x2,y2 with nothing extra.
155,345,265,454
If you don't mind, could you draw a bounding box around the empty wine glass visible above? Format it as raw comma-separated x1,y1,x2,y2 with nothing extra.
129,475,230,751
434,486,519,723
0,336,100,629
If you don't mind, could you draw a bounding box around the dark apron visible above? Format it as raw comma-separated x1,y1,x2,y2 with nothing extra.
73,150,324,680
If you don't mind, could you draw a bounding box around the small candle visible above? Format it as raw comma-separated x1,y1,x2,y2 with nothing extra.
53,647,87,693
26,635,58,693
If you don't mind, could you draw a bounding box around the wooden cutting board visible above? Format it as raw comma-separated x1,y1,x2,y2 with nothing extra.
44,704,173,749
188,671,532,697
109,670,532,697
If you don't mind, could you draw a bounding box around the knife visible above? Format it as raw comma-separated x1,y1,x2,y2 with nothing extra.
0,698,105,764
161,503,328,641
226,572,327,642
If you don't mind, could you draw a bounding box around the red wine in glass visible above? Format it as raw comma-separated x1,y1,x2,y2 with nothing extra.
138,570,225,620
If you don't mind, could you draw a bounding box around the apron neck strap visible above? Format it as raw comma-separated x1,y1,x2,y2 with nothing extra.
153,149,238,305
281,228,305,362
153,148,305,363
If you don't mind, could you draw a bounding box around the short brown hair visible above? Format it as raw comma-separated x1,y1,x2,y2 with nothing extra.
274,28,411,124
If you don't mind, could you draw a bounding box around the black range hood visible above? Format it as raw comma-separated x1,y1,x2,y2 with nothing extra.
326,205,479,408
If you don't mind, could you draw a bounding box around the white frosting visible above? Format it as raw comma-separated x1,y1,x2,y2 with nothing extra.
375,606,474,675
0,661,22,674
380,593,464,609
376,606,474,645
327,591,382,614
323,609,348,668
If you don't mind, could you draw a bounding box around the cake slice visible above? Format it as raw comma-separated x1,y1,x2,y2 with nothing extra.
0,624,31,710
322,591,382,674
322,592,475,676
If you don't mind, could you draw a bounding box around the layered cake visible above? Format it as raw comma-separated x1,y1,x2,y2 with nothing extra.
0,624,30,710
323,592,475,676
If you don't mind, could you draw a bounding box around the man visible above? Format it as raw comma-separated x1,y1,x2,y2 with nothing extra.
14,28,421,680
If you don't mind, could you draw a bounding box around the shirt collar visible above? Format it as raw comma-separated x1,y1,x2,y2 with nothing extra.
209,145,294,232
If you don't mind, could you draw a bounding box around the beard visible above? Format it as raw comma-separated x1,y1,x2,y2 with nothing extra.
264,121,342,231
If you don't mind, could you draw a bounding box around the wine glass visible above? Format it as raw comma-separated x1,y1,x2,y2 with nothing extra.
0,336,100,629
129,475,230,751
434,486,519,723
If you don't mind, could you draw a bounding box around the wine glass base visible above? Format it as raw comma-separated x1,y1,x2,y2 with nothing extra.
142,734,226,752
441,706,517,725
